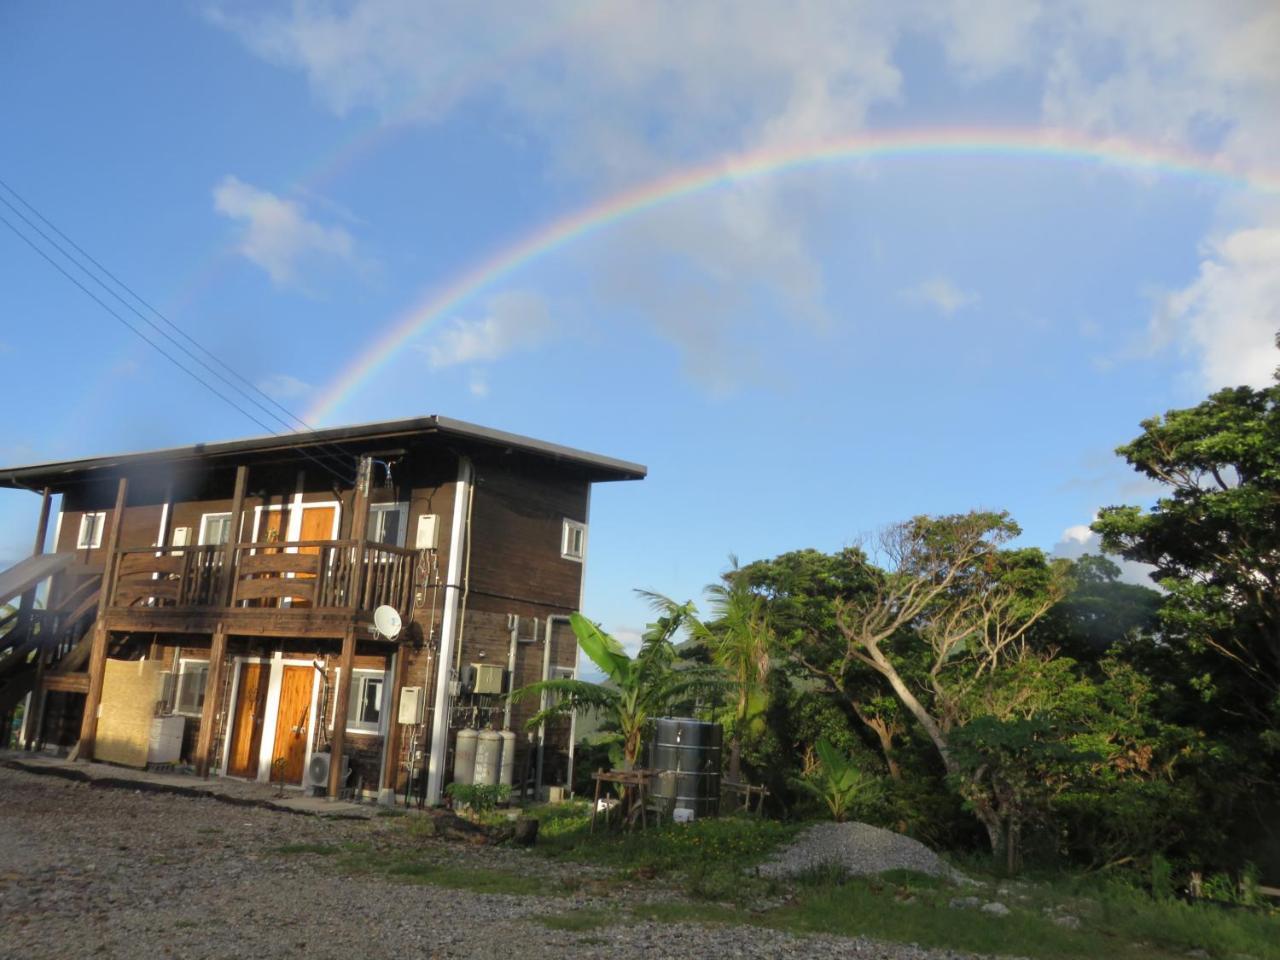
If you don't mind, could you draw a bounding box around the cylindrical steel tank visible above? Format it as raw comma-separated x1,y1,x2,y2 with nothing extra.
453,728,478,786
498,730,517,789
474,729,503,786
649,717,722,819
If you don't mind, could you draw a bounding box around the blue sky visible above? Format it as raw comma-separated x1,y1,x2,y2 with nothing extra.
2,2,1278,653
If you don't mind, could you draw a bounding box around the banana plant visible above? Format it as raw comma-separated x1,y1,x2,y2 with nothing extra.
511,606,717,769
793,737,881,822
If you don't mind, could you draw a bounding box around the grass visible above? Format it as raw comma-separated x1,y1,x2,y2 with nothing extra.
528,800,801,901
264,804,1278,959
273,842,339,856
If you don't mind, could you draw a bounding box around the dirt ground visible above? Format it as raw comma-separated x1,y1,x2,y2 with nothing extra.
0,765,980,960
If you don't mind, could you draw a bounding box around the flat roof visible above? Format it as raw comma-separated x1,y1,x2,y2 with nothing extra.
0,415,646,490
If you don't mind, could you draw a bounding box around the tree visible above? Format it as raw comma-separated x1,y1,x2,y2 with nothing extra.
511,606,714,769
687,562,774,781
826,511,1070,859
1093,372,1280,741
737,548,911,779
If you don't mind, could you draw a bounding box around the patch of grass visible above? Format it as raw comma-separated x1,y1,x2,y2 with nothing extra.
744,871,1277,960
526,802,800,903
272,842,339,856
537,908,617,932
336,842,554,897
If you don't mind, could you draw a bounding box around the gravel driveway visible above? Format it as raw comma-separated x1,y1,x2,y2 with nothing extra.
0,766,987,959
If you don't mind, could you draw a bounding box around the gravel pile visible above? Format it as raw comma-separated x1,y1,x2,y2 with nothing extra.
758,821,967,882
1,765,986,959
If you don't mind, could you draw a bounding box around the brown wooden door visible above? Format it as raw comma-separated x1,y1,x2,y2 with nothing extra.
270,665,314,785
290,506,336,608
227,662,269,779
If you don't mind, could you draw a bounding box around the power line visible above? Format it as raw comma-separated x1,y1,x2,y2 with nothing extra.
0,206,355,487
0,175,320,437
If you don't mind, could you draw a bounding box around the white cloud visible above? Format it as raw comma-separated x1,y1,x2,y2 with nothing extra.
257,373,314,401
901,276,978,317
1052,522,1157,588
1152,223,1280,390
468,377,489,398
213,176,354,285
211,1,1280,388
425,290,553,369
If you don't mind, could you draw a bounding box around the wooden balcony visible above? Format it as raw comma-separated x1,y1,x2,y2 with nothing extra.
103,540,418,640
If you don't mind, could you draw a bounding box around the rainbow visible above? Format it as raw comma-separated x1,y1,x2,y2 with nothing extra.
304,127,1280,423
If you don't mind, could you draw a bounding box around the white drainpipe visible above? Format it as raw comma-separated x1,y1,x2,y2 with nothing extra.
425,456,473,805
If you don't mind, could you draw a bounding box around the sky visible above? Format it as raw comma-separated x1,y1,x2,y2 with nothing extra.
1,2,1278,654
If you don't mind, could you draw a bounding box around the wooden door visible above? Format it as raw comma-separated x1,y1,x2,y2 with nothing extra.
248,509,290,607
270,665,314,785
291,506,336,608
227,662,269,779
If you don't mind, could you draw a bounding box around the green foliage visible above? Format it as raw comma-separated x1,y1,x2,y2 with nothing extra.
444,781,509,817
511,605,721,768
792,738,882,822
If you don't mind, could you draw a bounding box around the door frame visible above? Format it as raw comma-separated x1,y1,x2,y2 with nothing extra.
250,498,341,544
219,653,322,786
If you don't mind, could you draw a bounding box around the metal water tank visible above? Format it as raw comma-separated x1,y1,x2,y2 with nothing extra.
453,728,478,785
649,717,722,819
498,729,517,789
474,729,503,786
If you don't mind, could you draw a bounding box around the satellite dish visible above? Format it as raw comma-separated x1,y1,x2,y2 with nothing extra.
373,605,402,640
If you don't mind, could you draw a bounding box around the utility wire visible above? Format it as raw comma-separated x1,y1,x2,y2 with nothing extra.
0,208,355,487
0,176,320,437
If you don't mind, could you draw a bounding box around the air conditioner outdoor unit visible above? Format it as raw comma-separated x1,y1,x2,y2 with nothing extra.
306,752,350,794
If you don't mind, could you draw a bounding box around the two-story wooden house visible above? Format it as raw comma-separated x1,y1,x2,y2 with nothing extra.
0,416,643,804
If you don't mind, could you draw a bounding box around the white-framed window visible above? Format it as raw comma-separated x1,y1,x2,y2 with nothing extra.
333,669,386,735
175,659,210,717
368,503,409,547
561,519,587,561
198,512,234,546
76,512,107,549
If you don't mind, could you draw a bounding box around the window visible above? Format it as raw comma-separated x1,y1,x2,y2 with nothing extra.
368,503,408,547
198,512,233,546
336,669,385,734
76,512,107,549
561,519,587,561
175,660,210,717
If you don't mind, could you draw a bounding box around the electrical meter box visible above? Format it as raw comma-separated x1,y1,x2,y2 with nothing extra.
398,686,425,724
470,663,506,695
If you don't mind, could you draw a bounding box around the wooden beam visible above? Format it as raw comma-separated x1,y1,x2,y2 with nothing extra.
196,626,228,778
223,465,248,606
41,673,89,694
18,487,52,748
78,477,128,761
379,644,409,797
328,627,357,798
347,457,373,607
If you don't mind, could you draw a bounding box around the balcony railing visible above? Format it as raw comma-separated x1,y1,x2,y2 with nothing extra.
110,540,417,619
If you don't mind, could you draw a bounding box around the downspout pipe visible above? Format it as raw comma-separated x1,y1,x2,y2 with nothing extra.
536,614,572,795
425,455,473,805
502,614,518,730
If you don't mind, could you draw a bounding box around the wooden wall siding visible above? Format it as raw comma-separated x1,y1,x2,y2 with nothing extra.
466,462,589,613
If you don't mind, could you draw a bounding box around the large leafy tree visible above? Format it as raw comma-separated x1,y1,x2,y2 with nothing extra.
1093,371,1280,740
824,512,1071,858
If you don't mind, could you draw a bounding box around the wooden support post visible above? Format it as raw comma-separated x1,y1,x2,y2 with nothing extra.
17,488,53,749
77,477,128,761
328,628,357,798
379,644,409,797
223,465,248,606
196,626,228,778
347,457,373,607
